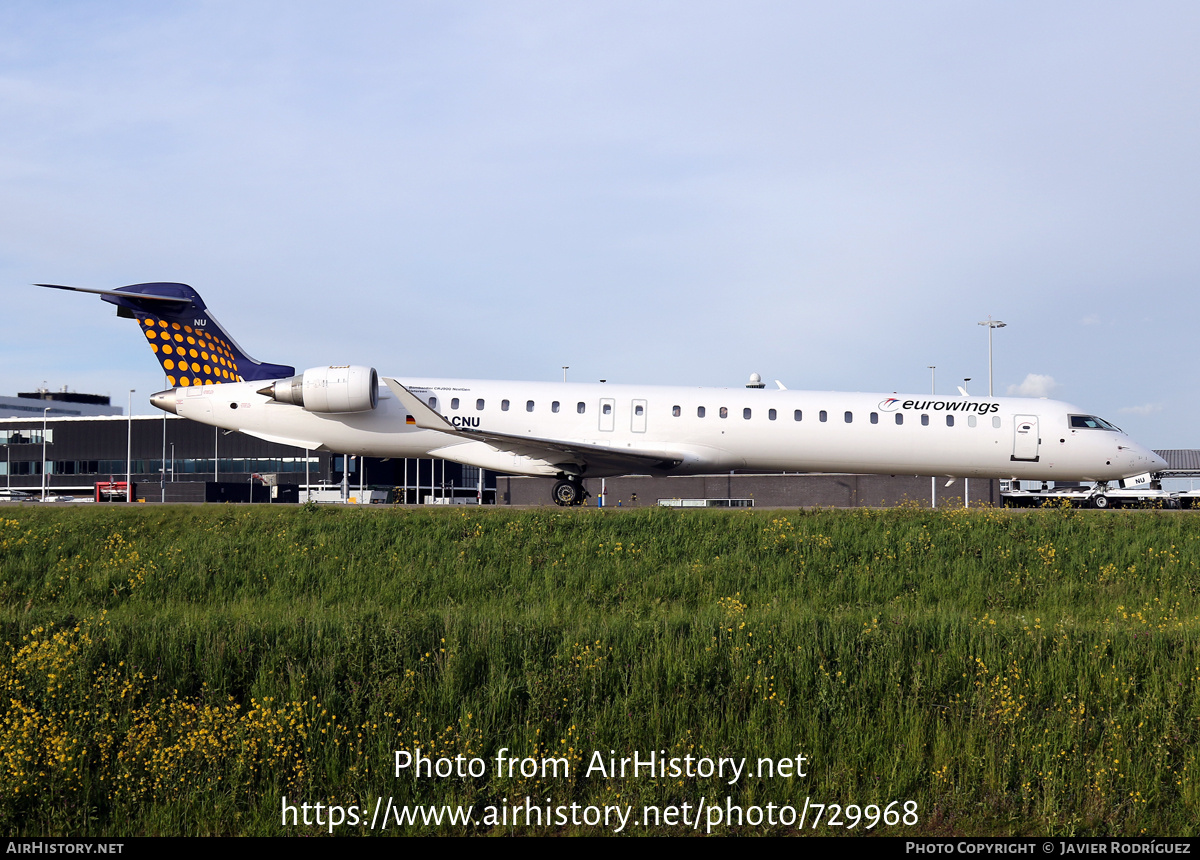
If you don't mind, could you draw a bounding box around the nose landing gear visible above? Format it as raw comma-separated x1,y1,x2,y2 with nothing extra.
552,478,589,506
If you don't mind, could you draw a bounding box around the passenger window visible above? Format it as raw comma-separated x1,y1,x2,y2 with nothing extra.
769,409,777,421
921,414,929,426
844,411,852,423
501,399,510,411
635,405,644,416
429,396,438,410
526,400,535,412
968,414,977,427
946,415,954,427
552,401,560,413
720,407,728,419
577,402,586,414
476,399,485,410
895,413,903,425
698,406,706,418
451,398,460,410
603,403,612,415
673,405,681,417
992,416,1001,429
794,409,802,421
819,410,828,422
870,412,878,424
743,407,751,419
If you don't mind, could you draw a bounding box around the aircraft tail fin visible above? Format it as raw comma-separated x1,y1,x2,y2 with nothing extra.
37,282,295,386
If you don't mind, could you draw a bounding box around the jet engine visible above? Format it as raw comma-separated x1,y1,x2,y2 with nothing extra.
258,365,379,413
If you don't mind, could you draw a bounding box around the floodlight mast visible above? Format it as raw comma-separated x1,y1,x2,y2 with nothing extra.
978,316,1007,397
126,390,135,503
41,407,50,501
928,367,936,509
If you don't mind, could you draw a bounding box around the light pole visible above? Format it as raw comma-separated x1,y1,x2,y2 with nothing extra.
126,389,135,503
978,316,1006,397
928,367,936,509
562,366,569,383
962,379,970,508
161,387,167,503
41,407,50,501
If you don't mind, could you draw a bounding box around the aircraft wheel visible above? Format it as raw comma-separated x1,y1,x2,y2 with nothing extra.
1092,494,1109,509
552,480,580,507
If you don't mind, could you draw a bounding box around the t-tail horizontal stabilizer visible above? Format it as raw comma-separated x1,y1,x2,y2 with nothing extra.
35,282,295,386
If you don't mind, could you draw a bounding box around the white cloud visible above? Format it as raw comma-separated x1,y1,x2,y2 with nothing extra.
1006,373,1060,398
1118,403,1163,415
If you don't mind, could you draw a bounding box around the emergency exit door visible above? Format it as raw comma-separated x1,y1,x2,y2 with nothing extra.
631,399,647,433
599,398,615,432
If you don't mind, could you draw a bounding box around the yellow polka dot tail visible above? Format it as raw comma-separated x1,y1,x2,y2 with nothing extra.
98,282,295,384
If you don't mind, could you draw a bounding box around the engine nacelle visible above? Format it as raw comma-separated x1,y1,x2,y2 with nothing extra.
259,365,379,413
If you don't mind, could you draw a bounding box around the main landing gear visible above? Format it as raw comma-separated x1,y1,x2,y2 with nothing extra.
552,477,589,507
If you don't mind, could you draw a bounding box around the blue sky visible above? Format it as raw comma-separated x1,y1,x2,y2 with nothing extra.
3,2,1198,446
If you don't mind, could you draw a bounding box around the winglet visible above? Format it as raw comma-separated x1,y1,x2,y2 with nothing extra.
382,378,460,434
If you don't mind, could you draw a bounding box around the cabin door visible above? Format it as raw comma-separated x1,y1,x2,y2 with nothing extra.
1012,415,1040,462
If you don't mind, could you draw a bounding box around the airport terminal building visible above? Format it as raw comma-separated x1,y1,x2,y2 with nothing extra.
2,401,993,507
4,390,1191,509
0,389,123,418
1,403,493,504
2,393,996,506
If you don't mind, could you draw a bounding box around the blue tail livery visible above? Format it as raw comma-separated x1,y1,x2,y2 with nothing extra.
36,282,295,386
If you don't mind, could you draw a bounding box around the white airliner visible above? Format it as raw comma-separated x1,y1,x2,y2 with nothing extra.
38,282,1167,505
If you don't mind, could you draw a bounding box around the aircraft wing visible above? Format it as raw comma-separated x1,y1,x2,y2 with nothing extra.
383,377,684,474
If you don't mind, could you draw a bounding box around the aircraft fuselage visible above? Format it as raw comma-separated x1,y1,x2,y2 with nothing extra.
158,377,1165,483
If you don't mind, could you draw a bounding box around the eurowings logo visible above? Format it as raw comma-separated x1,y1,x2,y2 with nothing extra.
878,397,1000,415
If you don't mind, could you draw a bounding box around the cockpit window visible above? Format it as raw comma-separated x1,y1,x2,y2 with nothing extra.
1070,414,1120,431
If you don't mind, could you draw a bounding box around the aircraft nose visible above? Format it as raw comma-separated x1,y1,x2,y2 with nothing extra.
1130,445,1168,473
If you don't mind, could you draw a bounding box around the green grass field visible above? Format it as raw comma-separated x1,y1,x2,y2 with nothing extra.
1,503,1196,835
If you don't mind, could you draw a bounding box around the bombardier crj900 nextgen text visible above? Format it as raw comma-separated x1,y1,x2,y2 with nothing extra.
38,282,1167,505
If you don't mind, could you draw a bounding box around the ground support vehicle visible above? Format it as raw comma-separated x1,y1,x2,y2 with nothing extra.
1001,475,1179,509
